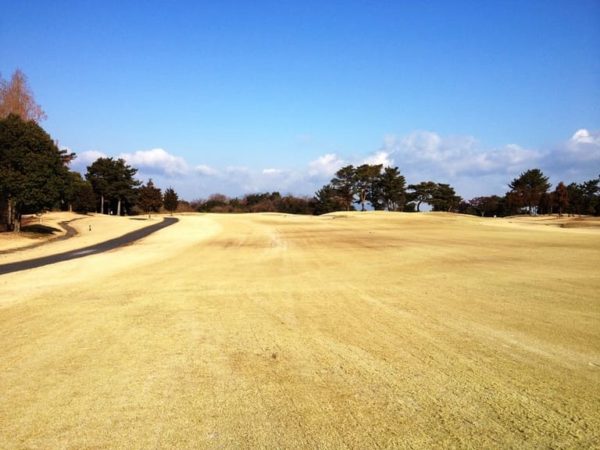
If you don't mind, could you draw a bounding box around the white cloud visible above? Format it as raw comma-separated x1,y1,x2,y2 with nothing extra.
380,130,542,178
262,168,285,175
308,153,345,178
225,166,251,174
119,148,188,176
77,149,107,164
64,128,600,201
195,164,219,176
563,129,600,162
70,150,107,172
571,129,600,145
363,150,393,167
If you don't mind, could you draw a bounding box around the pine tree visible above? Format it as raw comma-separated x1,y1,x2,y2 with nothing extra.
370,166,406,211
508,169,551,214
0,114,70,231
85,157,141,215
137,179,163,218
354,164,382,211
313,184,346,215
407,181,438,212
554,182,568,216
331,165,356,211
163,187,179,215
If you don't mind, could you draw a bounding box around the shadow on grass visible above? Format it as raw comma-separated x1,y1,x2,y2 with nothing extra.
21,224,61,235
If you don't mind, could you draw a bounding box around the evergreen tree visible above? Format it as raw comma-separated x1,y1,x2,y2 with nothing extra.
313,184,347,215
554,182,569,216
85,157,140,215
507,169,551,214
580,178,599,215
63,171,96,213
331,165,356,211
407,181,437,212
368,166,406,211
354,164,382,211
137,179,163,217
468,196,502,217
431,183,462,212
72,180,97,214
537,192,554,215
0,114,70,231
163,187,179,215
566,183,584,216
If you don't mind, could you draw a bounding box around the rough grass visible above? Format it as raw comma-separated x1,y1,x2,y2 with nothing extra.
0,212,599,449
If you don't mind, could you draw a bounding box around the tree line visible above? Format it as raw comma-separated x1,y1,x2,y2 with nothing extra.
459,169,599,217
0,113,181,230
1,69,599,232
192,192,314,214
0,70,180,231
313,164,599,217
312,164,462,214
84,157,179,217
191,165,465,215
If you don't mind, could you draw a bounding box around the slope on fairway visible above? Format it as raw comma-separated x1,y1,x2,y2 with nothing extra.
0,212,598,449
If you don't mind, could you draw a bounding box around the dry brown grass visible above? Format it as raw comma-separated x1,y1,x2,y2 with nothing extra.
0,212,161,257
0,212,74,252
0,212,599,448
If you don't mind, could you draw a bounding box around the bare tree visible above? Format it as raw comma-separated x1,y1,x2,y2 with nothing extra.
0,69,47,122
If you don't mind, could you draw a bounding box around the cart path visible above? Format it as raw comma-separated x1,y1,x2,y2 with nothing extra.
0,219,81,255
0,217,178,275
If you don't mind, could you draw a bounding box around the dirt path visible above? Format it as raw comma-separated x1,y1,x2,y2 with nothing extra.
0,213,598,448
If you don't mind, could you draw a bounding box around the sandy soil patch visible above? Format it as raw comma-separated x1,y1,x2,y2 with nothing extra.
0,212,598,448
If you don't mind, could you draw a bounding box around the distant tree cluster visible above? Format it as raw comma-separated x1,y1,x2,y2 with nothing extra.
193,192,314,214
459,169,600,217
312,164,462,214
314,164,409,213
407,181,461,212
313,165,600,217
84,159,181,217
176,167,600,219
85,157,141,216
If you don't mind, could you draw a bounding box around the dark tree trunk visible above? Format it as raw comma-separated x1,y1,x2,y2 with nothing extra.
13,207,21,232
0,196,8,232
8,197,17,232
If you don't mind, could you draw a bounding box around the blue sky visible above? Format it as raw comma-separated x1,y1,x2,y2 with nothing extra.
1,0,599,200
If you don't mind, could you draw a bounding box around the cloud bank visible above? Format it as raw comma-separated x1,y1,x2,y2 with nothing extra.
70,129,599,200
119,148,188,176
